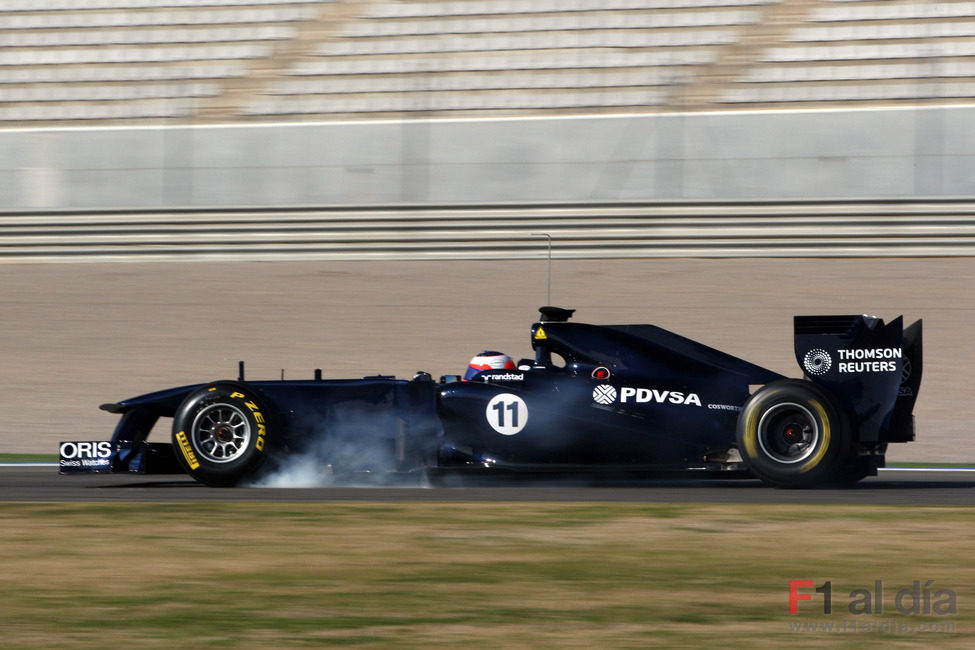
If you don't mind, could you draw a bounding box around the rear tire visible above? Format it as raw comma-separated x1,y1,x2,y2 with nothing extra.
172,383,271,487
736,379,850,488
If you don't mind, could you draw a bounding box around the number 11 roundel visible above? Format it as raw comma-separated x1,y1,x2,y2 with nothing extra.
485,393,528,435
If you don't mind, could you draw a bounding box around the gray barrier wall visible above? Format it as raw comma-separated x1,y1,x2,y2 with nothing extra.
5,201,975,262
2,105,974,210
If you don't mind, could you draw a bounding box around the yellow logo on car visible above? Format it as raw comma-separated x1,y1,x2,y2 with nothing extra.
175,430,200,470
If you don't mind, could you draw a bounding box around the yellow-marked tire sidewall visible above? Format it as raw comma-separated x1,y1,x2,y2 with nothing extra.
171,383,270,487
799,399,830,473
736,380,849,488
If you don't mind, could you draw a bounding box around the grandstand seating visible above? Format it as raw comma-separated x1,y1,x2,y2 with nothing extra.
720,0,975,105
0,0,326,122
0,0,972,123
250,0,764,117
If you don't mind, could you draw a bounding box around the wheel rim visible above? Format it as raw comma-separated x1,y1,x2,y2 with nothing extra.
756,402,819,464
191,403,251,463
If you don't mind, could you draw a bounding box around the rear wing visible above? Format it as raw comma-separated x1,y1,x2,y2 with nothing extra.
794,315,922,443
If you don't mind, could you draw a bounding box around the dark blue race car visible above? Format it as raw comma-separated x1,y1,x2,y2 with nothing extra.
61,307,922,487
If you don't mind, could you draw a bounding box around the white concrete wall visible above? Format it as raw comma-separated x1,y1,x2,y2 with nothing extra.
2,105,974,210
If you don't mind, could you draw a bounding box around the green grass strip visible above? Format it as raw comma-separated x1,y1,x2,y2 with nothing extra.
0,502,969,649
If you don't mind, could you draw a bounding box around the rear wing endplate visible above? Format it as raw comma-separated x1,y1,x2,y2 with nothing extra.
794,315,922,443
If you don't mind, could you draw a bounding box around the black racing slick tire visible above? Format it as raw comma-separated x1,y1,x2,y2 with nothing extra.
172,383,271,487
736,379,850,488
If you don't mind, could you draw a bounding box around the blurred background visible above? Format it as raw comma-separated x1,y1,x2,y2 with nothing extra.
0,0,973,211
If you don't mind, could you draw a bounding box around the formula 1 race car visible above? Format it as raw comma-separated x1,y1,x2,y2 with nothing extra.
60,307,922,488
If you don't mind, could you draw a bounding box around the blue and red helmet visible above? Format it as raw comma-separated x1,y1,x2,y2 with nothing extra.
464,351,515,381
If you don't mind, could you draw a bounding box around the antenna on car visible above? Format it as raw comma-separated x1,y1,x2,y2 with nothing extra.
531,232,552,305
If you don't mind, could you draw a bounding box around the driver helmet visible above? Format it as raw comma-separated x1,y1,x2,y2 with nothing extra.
464,350,515,381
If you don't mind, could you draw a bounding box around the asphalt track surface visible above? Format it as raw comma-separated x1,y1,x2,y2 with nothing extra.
3,466,974,505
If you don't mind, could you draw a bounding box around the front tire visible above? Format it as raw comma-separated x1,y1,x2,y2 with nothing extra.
172,383,271,486
736,379,850,488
